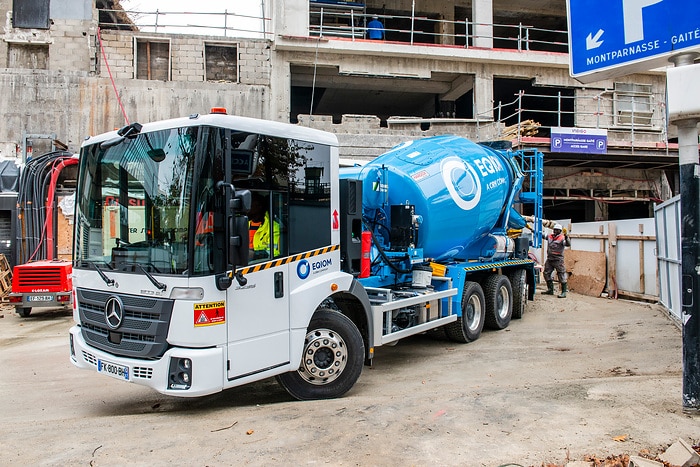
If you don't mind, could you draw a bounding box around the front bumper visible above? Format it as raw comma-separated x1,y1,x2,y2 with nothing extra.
69,325,225,397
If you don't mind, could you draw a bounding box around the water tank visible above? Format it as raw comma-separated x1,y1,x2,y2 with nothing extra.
341,135,523,260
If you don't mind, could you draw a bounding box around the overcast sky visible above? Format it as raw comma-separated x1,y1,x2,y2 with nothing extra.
118,1,266,38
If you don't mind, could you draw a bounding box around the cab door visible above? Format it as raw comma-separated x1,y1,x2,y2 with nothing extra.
226,191,290,379
226,264,289,378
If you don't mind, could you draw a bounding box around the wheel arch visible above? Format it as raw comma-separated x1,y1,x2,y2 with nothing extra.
331,279,373,363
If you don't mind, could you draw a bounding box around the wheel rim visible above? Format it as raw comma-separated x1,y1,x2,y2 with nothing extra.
497,285,511,319
465,293,483,332
298,328,348,385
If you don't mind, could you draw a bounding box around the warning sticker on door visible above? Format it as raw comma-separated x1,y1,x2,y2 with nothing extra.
193,301,226,327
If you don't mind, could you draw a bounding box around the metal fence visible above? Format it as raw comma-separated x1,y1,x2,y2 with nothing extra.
309,9,569,52
98,7,568,52
655,195,681,320
97,7,272,38
473,89,667,148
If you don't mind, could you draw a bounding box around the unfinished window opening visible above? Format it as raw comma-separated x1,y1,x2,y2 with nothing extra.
613,83,653,127
493,78,574,137
205,43,238,82
12,0,50,29
542,199,591,223
135,38,171,81
8,43,49,69
290,65,470,125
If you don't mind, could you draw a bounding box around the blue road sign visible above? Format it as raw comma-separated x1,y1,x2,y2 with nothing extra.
567,0,700,83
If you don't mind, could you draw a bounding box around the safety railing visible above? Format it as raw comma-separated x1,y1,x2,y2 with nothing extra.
98,7,568,52
97,8,272,38
309,9,569,53
474,89,668,148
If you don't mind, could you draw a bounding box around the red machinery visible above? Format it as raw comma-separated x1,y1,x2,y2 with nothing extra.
9,152,78,317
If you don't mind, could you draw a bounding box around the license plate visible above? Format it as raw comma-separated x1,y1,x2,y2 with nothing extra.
28,295,52,302
97,359,130,381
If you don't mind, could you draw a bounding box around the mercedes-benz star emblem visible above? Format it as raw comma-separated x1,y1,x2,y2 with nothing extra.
105,296,124,329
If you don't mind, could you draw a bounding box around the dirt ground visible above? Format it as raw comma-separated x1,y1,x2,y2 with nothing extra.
0,288,697,466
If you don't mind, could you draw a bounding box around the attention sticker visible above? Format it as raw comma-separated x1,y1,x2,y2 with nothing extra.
193,301,226,327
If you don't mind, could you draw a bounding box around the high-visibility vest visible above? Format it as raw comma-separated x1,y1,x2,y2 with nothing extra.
195,212,214,246
249,212,280,255
249,220,262,250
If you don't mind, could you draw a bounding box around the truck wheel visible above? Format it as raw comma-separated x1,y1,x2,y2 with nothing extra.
445,281,485,343
276,309,364,400
483,274,512,330
508,269,528,319
16,307,31,318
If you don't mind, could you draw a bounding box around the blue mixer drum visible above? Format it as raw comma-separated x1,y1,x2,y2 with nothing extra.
341,135,525,261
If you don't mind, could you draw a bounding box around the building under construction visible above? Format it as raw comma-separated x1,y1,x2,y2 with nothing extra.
0,0,685,260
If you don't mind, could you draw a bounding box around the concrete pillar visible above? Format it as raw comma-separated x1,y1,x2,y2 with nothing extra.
594,200,607,221
435,3,454,46
471,0,493,48
271,0,308,37
268,53,291,122
667,54,700,414
474,72,493,122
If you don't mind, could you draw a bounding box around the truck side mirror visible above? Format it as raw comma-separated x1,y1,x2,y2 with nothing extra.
231,190,251,213
229,215,249,267
217,185,251,289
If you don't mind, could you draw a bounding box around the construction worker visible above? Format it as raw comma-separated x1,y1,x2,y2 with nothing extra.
248,192,280,260
194,211,214,247
367,15,385,40
542,223,570,298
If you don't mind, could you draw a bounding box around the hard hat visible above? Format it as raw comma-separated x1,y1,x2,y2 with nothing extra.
372,15,378,19
553,223,562,230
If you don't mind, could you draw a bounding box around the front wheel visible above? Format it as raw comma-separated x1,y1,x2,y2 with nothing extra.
276,309,364,400
15,307,31,318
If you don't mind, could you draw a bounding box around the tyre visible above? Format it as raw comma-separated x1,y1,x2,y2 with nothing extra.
16,307,31,318
508,269,528,319
445,281,485,343
276,308,364,400
483,274,512,330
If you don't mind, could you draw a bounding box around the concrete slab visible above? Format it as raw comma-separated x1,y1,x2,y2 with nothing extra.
628,455,664,467
658,438,700,467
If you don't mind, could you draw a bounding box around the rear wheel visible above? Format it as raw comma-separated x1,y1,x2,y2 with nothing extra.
276,309,364,400
483,274,512,330
15,307,31,318
508,269,528,319
445,281,485,343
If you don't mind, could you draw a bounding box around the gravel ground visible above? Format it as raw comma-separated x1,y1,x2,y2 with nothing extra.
0,289,697,466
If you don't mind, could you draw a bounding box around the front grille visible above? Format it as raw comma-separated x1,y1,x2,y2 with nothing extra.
77,288,174,359
16,267,64,287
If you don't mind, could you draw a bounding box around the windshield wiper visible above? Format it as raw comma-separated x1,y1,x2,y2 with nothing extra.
123,262,167,292
100,122,143,149
86,261,115,287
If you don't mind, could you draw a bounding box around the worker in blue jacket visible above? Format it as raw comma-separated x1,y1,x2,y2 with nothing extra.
367,16,385,40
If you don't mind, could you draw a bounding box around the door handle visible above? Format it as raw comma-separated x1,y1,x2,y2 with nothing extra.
274,271,284,298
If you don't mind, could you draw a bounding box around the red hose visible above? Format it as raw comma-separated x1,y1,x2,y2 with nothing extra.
45,157,79,260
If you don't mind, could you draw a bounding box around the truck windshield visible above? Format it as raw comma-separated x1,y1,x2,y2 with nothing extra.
74,127,199,275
